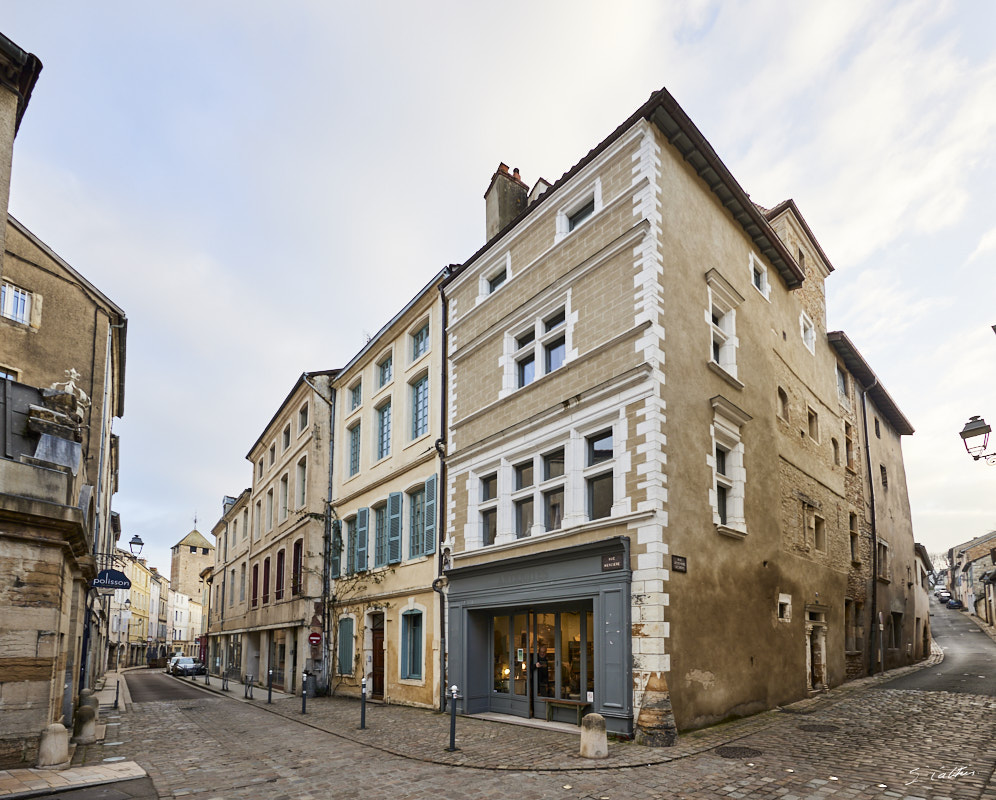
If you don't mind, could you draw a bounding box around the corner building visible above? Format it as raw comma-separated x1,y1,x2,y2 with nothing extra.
440,88,921,742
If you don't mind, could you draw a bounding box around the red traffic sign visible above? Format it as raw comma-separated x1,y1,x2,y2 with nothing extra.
308,632,322,646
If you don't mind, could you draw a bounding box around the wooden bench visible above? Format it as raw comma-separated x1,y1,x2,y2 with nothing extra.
544,698,591,726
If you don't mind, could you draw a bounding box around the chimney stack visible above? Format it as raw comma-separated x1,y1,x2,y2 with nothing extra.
484,162,528,241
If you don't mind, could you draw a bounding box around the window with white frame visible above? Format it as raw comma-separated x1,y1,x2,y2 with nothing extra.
296,457,307,507
512,459,534,539
487,268,507,294
376,401,391,459
411,374,429,439
705,270,745,381
298,403,309,433
0,282,32,324
510,306,570,391
542,448,566,532
348,423,361,476
800,311,816,353
749,253,770,300
480,473,498,546
555,178,602,242
407,474,436,558
350,381,362,410
710,395,751,537
378,353,393,387
400,609,423,680
585,429,613,520
807,407,819,442
282,424,291,451
411,322,429,360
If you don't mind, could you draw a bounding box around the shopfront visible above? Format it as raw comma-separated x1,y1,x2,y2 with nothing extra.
447,537,632,736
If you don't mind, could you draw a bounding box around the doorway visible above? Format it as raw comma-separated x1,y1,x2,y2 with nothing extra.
271,629,287,690
371,613,385,699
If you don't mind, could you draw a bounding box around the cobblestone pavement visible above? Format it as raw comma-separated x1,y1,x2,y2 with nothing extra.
64,665,996,800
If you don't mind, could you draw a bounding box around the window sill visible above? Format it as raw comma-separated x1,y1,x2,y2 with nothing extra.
707,360,744,390
716,524,747,540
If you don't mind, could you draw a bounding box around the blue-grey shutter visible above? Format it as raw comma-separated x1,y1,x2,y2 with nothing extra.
423,473,437,555
355,507,369,572
388,492,402,564
331,520,342,578
338,617,354,675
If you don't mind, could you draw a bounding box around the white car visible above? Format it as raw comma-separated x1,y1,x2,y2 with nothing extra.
165,655,182,674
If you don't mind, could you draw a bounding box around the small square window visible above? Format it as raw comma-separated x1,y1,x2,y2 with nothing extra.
488,269,507,294
544,449,565,480
587,430,613,466
514,461,533,490
481,507,497,545
567,198,594,232
481,473,498,502
516,329,535,350
544,310,566,331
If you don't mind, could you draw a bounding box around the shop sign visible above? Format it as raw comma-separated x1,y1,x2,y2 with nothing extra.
93,569,131,590
601,553,624,572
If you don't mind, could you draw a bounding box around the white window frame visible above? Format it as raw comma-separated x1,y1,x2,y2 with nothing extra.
554,177,602,243
410,320,430,362
298,402,309,434
377,352,393,388
282,424,291,452
705,270,745,383
710,395,751,538
410,373,429,440
376,400,392,460
0,282,32,325
348,423,361,476
748,252,770,300
349,381,362,411
500,300,576,398
800,311,816,354
477,252,512,303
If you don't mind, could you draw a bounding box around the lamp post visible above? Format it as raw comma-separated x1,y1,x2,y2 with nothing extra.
960,416,996,464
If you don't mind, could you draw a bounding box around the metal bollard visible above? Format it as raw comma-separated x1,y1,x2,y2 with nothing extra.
360,677,367,730
268,669,273,704
244,675,254,699
302,672,308,714
204,669,210,686
114,679,120,710
222,674,229,691
445,684,460,752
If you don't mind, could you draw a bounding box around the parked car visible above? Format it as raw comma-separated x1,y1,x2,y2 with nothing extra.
165,655,182,674
937,591,951,602
946,598,965,610
172,657,206,676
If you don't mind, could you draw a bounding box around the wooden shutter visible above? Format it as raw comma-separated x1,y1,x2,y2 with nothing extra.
423,473,437,555
355,507,369,572
388,492,402,564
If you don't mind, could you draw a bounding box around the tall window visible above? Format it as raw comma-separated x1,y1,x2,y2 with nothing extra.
715,445,730,525
275,550,285,600
409,487,425,559
240,563,246,602
543,449,565,532
585,430,613,520
374,504,388,568
349,424,361,476
338,617,354,675
229,569,235,606
836,365,848,402
279,475,289,521
282,424,291,451
266,490,274,531
706,270,744,380
711,395,750,536
411,323,429,360
262,558,271,604
378,354,393,387
401,611,423,680
0,282,31,324
251,564,259,607
800,311,816,353
844,422,855,469
350,381,362,410
480,473,498,545
377,402,392,459
411,375,429,439
513,460,534,539
298,402,309,432
292,539,303,595
511,307,570,390
849,513,860,562
296,457,307,507
346,517,357,575
253,501,261,540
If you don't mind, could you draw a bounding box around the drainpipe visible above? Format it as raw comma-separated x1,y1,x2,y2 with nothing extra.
434,271,453,711
860,379,880,675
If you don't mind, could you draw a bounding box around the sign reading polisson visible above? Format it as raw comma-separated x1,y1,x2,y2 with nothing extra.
92,569,131,590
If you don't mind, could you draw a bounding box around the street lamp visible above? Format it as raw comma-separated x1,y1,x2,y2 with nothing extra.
116,598,131,672
960,416,995,463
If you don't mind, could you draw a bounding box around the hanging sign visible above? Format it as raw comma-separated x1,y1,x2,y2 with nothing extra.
93,569,131,590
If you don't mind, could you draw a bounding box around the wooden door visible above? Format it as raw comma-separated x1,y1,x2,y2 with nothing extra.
372,625,385,698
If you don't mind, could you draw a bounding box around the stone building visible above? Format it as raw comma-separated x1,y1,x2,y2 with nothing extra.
437,87,923,741
205,372,336,694
948,530,996,618
327,273,444,708
169,529,214,599
0,31,127,767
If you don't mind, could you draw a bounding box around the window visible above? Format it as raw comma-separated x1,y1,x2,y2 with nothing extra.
292,539,303,595
296,457,307,507
874,417,881,438
487,268,507,294
257,459,264,479
836,365,848,402
832,438,840,465
849,513,860,562
411,323,429,360
275,550,285,600
374,499,403,568
481,473,498,546
282,424,291,451
749,253,770,299
807,408,819,441
0,282,32,324
190,546,197,554
777,387,789,422
298,403,309,433
350,382,362,410
279,474,289,521
345,517,357,575
378,354,393,387
0,366,18,381
351,508,369,573
513,460,534,539
567,198,595,231
511,307,570,390
348,424,361,476
376,402,392,459
778,593,792,621
814,514,826,552
800,311,816,353
585,430,613,520
401,610,423,680
268,444,275,466
262,558,270,604
705,270,744,381
798,247,806,270
555,179,601,242
890,612,903,649
240,563,246,602
877,541,890,581
711,396,751,536
338,617,354,675
844,422,855,469
411,375,429,439
880,464,888,488
408,476,436,558
253,501,261,540
266,489,274,530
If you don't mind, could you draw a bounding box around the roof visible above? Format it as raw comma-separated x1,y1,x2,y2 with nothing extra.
174,529,214,550
0,32,42,135
761,199,835,273
447,85,805,290
949,529,996,556
826,331,914,435
245,369,338,460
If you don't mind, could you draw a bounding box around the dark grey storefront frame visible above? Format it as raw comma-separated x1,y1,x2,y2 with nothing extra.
446,536,633,736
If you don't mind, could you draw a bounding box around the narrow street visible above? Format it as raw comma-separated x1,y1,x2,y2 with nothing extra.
48,612,995,800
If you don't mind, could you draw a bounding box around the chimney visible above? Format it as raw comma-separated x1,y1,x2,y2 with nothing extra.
484,162,528,241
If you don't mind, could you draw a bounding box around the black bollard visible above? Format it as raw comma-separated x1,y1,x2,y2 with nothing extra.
446,684,460,752
268,669,273,704
302,672,308,714
114,679,120,710
360,677,367,730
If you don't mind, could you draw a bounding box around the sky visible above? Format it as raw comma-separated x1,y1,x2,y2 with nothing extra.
3,1,995,575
